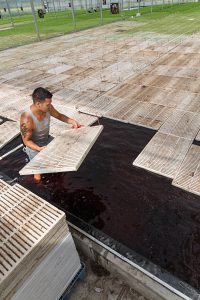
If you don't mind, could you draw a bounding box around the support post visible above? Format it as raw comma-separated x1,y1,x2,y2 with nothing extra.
30,0,41,41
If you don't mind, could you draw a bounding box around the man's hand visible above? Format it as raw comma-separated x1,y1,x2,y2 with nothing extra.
69,118,82,129
38,146,46,152
50,105,83,128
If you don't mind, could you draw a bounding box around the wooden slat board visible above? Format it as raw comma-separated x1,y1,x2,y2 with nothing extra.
50,106,97,137
79,95,123,117
106,99,138,122
133,132,192,179
19,125,103,175
0,97,30,121
0,121,20,150
123,102,171,130
0,183,68,299
106,101,172,130
159,110,200,139
12,233,81,300
172,144,200,196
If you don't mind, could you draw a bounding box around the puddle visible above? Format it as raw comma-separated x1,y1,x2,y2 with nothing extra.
1,117,200,290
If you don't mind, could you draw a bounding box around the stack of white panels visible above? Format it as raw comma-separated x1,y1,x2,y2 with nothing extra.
11,233,81,300
0,182,81,300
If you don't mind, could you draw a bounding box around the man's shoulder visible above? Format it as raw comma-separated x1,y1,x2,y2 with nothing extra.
20,112,34,125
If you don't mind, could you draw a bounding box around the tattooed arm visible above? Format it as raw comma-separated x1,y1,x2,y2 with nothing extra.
20,112,45,152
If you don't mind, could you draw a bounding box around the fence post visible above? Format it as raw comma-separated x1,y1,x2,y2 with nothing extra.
151,0,153,13
71,0,77,32
30,0,40,41
99,0,103,25
5,0,14,27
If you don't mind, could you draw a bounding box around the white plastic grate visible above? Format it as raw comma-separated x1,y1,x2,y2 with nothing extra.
0,179,10,194
0,182,68,299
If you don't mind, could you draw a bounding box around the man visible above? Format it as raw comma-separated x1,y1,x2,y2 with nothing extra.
20,87,81,183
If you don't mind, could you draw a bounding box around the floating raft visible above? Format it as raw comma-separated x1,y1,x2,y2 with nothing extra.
133,132,192,179
50,105,98,137
19,125,103,175
0,121,19,150
0,182,69,299
172,144,200,196
159,109,200,140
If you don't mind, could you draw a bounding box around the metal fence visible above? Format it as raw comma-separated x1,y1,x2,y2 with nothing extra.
0,0,198,50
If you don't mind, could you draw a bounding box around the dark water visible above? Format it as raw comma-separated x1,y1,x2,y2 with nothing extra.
1,117,200,290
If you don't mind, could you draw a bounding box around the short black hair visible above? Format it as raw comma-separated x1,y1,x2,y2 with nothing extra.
32,87,53,103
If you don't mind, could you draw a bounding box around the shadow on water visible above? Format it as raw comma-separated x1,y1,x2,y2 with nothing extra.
1,117,200,290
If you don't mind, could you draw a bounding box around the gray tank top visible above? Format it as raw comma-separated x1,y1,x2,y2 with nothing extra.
28,108,50,147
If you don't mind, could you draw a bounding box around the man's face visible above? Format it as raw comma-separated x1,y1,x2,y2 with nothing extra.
37,98,52,112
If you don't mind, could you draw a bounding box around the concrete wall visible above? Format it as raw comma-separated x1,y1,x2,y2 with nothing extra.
70,225,191,300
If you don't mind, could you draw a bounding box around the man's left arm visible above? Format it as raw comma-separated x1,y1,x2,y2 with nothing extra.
50,105,81,128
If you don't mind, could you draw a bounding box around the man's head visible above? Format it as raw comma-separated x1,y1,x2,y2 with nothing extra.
32,87,53,112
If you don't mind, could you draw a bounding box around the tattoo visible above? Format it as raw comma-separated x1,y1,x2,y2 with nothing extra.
20,123,31,137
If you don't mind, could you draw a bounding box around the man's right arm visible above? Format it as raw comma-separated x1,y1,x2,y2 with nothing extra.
20,113,45,152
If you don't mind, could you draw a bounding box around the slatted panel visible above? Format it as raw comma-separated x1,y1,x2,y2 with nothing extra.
0,183,67,298
159,110,200,139
79,95,123,117
50,106,97,137
1,69,31,80
121,102,172,129
106,99,138,122
0,121,20,150
133,132,192,179
19,125,103,175
0,179,10,193
12,233,81,300
146,106,173,130
172,144,200,196
0,97,30,121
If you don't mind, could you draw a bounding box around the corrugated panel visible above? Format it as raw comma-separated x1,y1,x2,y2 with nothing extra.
0,183,67,299
172,144,200,196
0,121,19,150
133,132,192,179
159,110,200,139
19,125,103,175
50,106,97,137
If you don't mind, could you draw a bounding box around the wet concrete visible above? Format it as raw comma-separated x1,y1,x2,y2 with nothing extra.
1,117,200,290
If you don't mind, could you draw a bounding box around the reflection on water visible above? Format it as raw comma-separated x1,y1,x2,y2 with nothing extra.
1,118,200,290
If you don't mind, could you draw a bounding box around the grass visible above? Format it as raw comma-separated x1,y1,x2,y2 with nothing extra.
1,2,200,50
